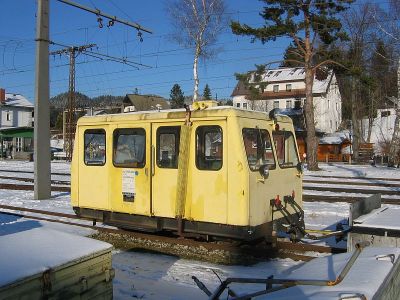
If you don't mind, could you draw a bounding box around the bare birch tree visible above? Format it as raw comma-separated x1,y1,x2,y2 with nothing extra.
374,0,400,167
167,0,227,102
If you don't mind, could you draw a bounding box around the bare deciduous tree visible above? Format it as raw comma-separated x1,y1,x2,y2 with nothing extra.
167,0,227,102
373,1,400,167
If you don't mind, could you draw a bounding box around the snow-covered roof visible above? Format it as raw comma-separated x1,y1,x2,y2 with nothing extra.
4,93,33,108
260,67,332,93
233,67,334,96
319,131,350,145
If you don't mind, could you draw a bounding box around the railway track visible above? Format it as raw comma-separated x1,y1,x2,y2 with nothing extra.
305,174,400,182
0,175,70,185
0,169,70,176
0,182,69,192
0,204,344,263
0,174,397,204
303,178,400,188
303,194,398,204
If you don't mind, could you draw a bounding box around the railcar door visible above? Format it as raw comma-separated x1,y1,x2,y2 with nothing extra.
78,127,109,210
109,124,152,216
241,120,278,227
151,123,182,217
188,120,228,224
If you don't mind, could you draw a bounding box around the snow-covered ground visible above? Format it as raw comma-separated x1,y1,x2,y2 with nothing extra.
0,161,399,299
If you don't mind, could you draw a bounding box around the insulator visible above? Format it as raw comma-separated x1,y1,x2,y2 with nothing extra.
137,30,143,42
107,20,114,27
97,17,103,28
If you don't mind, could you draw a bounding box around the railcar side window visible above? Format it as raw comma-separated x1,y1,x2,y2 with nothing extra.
272,131,299,168
157,126,180,168
196,126,222,170
242,128,276,171
84,129,106,166
113,128,146,168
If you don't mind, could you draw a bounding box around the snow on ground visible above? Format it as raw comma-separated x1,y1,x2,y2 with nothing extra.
0,161,399,298
304,163,400,179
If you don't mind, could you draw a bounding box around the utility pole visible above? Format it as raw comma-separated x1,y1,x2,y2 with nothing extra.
34,0,51,199
50,44,95,161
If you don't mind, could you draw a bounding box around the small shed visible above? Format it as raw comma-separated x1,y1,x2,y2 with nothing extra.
318,132,351,162
0,126,33,159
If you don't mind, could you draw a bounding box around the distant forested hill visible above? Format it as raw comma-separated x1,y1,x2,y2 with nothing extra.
50,92,124,109
49,92,124,128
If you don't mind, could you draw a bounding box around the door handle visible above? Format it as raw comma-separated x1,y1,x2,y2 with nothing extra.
151,145,155,176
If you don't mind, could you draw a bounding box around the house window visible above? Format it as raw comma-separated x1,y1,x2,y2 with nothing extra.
273,101,279,109
243,103,248,109
273,85,279,92
274,71,282,77
286,84,292,91
294,99,301,109
381,111,391,117
286,100,292,109
266,71,274,77
16,137,23,152
6,111,11,122
236,103,240,108
196,126,222,170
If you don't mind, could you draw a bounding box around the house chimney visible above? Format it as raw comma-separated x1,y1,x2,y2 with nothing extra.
0,88,5,104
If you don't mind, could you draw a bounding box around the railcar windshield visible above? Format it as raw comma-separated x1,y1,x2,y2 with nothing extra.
272,131,299,168
242,128,276,171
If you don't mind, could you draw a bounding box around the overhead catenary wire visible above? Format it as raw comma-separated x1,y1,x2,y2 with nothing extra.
2,0,398,101
56,0,153,34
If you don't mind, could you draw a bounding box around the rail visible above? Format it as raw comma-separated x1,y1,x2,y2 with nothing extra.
0,204,345,263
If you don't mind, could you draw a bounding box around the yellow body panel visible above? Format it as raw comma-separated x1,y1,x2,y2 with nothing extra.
71,107,302,230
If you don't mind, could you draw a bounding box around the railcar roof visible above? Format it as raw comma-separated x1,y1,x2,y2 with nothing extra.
77,106,292,125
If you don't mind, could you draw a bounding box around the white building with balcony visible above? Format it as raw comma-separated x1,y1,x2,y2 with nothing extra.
231,67,342,134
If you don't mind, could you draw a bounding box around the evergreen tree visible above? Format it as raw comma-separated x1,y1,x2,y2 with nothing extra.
281,43,303,68
203,84,212,100
54,112,63,130
170,84,185,108
231,0,353,171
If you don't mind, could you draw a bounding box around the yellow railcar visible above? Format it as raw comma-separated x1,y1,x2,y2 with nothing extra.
71,101,304,241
